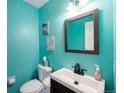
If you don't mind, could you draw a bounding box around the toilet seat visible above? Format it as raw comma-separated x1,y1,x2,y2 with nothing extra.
20,79,43,93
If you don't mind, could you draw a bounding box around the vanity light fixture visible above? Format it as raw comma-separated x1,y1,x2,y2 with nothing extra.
66,0,89,11
66,0,76,11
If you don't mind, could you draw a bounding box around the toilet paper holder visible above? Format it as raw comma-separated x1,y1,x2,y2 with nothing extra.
7,76,16,86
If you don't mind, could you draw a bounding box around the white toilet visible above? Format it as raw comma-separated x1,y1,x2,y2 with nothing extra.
20,64,52,93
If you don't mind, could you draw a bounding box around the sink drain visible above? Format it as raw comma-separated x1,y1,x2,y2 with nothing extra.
74,81,78,85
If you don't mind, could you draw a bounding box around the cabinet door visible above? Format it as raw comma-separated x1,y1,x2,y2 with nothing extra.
51,86,62,93
51,79,76,93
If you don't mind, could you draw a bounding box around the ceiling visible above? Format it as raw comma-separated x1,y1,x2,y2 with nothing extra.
23,0,49,8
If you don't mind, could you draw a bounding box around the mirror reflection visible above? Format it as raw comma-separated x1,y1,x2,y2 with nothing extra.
65,9,99,54
68,15,94,50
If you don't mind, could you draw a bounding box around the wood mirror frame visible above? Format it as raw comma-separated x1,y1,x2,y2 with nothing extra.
64,9,99,54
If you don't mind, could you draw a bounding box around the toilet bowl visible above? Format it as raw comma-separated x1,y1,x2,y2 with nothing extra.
20,79,43,93
42,77,50,93
20,65,52,93
20,77,50,93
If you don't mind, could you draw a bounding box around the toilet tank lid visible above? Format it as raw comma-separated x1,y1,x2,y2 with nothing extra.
38,64,52,72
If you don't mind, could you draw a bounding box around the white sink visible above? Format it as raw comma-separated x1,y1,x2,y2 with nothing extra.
50,68,105,93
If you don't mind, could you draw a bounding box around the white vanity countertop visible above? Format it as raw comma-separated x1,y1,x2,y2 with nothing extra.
50,68,105,93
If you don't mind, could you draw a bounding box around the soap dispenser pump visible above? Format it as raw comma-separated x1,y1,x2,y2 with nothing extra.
94,64,101,81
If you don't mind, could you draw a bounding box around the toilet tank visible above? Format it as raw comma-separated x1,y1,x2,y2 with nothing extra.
38,64,52,81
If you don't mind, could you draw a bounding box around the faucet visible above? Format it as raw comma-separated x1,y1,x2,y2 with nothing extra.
73,63,81,74
80,68,87,76
72,63,87,76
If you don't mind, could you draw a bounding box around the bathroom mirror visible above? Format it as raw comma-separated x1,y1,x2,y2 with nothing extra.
65,9,99,54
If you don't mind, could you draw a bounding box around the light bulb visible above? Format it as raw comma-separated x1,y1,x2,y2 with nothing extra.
66,1,76,11
79,0,89,6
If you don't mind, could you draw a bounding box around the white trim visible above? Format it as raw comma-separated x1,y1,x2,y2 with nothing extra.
0,0,7,92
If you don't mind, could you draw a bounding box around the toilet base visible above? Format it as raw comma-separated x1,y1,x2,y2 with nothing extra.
39,85,50,93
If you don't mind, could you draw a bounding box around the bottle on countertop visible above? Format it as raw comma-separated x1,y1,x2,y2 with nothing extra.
94,64,101,81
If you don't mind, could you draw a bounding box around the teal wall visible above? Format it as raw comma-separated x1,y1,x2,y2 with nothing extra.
7,0,115,93
7,0,39,93
39,0,115,92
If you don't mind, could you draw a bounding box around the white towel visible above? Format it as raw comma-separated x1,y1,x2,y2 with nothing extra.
47,36,55,51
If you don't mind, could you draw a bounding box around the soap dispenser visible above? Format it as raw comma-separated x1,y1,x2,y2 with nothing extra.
94,64,101,81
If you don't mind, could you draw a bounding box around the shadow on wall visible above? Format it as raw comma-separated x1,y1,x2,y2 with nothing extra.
31,69,38,79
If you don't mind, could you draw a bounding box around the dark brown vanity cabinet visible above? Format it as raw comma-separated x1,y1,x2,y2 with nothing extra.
51,79,76,93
